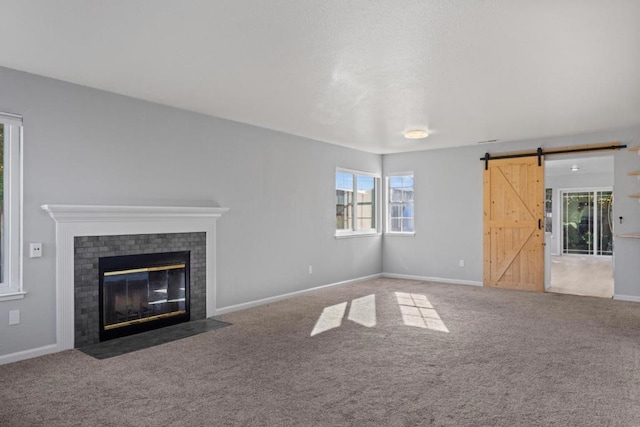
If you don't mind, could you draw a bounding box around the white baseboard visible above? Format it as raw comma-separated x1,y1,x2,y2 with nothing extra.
0,343,59,366
214,273,383,316
2,272,486,365
382,272,483,287
613,294,640,303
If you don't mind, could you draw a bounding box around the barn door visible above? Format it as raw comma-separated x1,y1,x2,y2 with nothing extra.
483,156,544,292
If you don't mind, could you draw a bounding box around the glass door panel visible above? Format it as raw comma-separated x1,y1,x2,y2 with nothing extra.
596,191,613,255
562,190,612,256
563,192,593,254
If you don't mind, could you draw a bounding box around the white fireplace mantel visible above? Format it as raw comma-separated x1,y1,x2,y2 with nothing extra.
41,204,229,352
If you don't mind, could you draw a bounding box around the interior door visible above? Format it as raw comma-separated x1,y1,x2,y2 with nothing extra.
483,157,545,292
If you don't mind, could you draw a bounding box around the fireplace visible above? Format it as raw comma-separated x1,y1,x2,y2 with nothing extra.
41,204,228,354
99,251,191,341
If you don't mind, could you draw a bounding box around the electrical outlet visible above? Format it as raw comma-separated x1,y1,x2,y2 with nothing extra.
308,265,313,274
459,259,465,267
29,243,43,258
9,310,20,325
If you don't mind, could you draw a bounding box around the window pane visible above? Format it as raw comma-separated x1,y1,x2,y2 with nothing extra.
336,171,353,191
545,188,552,233
563,191,593,255
390,188,402,202
389,176,403,188
402,218,414,232
403,203,414,217
596,191,613,256
357,175,375,229
387,174,414,233
336,188,353,230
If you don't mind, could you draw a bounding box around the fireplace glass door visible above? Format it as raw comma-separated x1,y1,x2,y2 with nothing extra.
99,251,190,341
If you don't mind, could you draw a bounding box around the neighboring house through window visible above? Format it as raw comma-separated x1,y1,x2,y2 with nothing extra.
0,112,23,300
336,169,379,236
387,173,414,234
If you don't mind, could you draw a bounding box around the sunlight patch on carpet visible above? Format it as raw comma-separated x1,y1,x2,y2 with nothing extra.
310,302,347,336
395,292,449,333
310,294,377,336
347,294,377,327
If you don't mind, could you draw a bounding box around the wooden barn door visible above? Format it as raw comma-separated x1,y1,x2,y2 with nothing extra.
483,157,544,292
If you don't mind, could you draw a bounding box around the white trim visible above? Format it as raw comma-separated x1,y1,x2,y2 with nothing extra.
0,112,23,123
0,291,26,302
613,294,640,303
335,231,381,239
336,167,381,178
382,272,483,287
0,344,58,366
41,204,228,352
384,232,416,237
0,118,23,296
556,186,613,192
215,273,382,315
386,170,414,177
41,204,229,221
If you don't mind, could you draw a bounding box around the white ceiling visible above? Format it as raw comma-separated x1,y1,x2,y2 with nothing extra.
1,1,639,154
545,155,613,177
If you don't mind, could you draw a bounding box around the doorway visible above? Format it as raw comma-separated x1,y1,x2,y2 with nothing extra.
544,156,614,298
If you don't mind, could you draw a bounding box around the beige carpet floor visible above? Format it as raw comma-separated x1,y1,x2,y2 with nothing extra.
2,278,640,426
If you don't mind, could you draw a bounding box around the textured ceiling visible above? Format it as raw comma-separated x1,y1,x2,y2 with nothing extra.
0,1,639,154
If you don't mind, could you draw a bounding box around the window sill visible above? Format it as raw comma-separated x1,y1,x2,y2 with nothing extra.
385,232,416,237
0,291,27,302
335,232,382,239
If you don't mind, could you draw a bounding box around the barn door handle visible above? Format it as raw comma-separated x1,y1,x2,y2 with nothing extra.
538,219,542,230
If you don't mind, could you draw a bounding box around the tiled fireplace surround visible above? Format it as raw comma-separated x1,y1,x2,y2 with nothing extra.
42,205,228,352
74,232,206,347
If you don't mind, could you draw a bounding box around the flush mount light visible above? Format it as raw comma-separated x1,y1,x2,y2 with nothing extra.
404,129,429,139
571,165,580,172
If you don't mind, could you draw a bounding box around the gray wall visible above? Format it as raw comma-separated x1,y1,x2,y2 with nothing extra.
0,67,382,356
383,127,640,298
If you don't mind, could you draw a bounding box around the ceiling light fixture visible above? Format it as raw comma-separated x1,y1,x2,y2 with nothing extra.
404,129,429,139
571,165,580,172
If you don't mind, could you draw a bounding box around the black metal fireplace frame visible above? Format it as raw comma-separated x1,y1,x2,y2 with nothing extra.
98,251,191,342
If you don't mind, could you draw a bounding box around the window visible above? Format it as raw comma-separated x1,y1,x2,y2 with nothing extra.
0,113,23,300
387,174,414,233
336,169,379,236
545,188,552,233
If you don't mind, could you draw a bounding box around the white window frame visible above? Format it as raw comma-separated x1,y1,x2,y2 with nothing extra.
386,171,415,236
335,167,381,238
0,112,24,301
